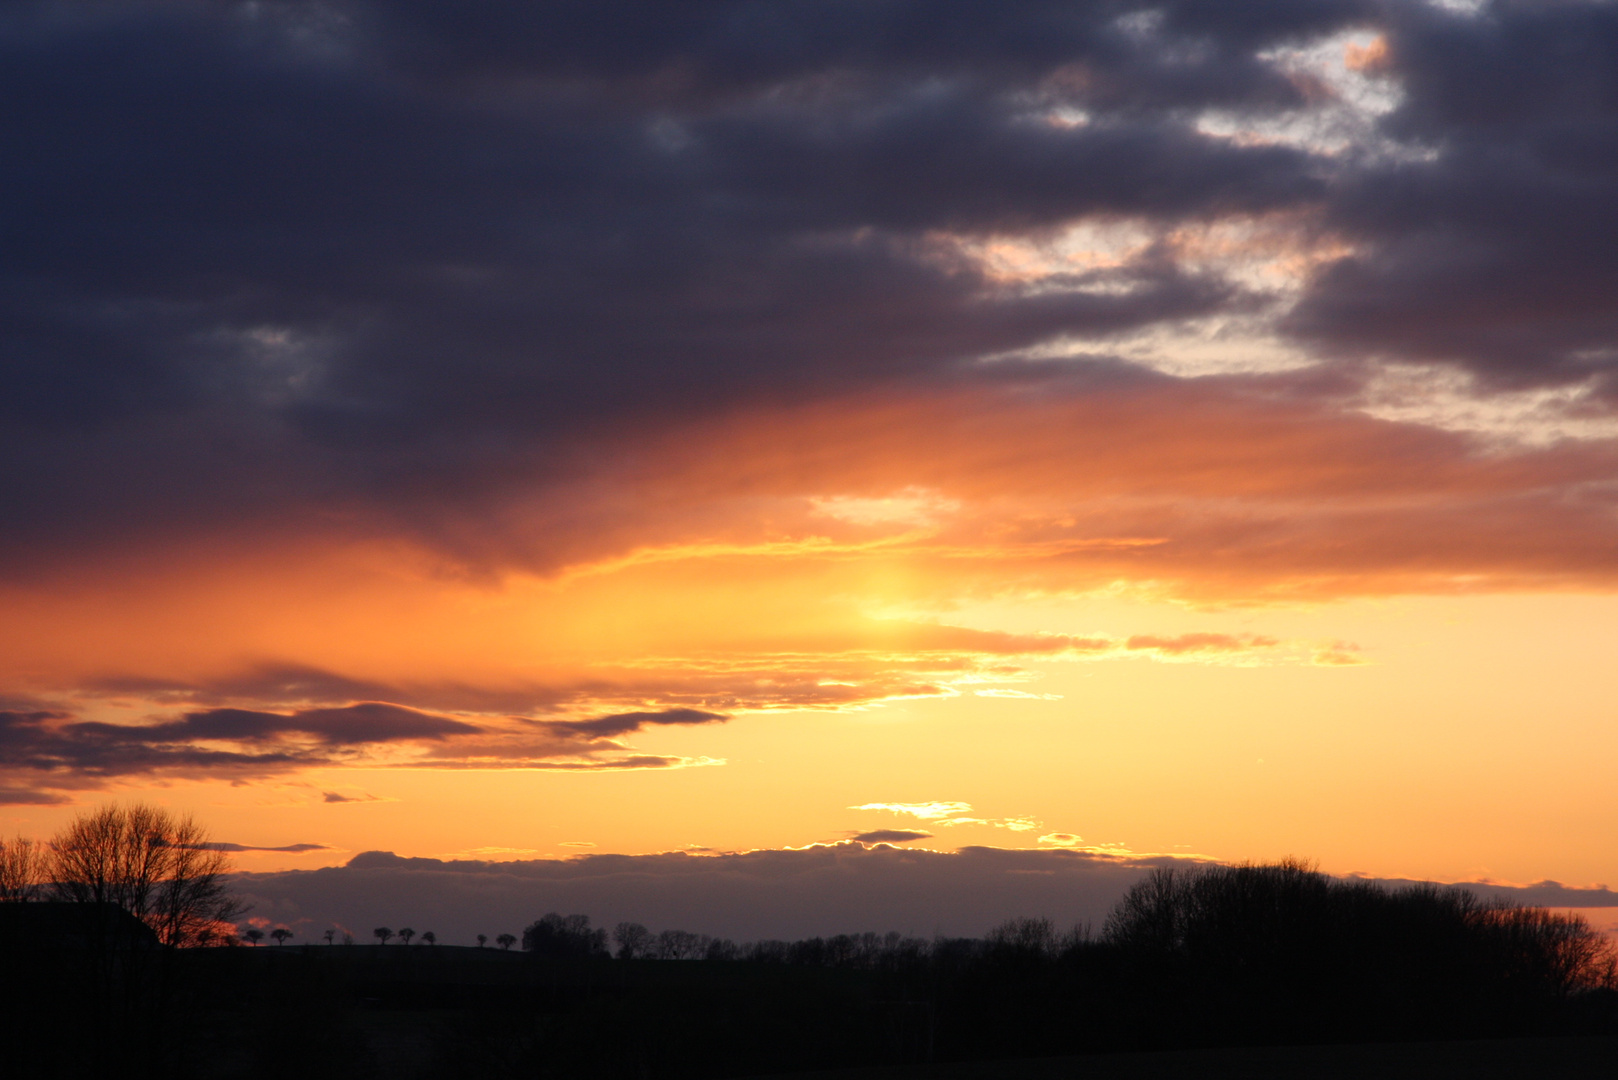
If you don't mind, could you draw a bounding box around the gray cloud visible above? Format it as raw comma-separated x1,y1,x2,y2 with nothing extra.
0,787,71,806
1,0,1613,591
103,703,484,746
543,708,729,741
851,830,933,844
0,0,1376,573
233,844,1186,944
1362,875,1618,912
0,703,731,798
205,842,332,853
1288,1,1618,391
230,842,1618,947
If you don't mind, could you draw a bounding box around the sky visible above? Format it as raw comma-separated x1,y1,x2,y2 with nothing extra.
5,0,1618,937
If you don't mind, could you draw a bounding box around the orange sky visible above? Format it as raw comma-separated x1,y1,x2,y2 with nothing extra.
5,381,1618,893
6,2,1618,911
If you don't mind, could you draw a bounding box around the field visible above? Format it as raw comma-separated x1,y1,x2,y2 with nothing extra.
768,1036,1618,1079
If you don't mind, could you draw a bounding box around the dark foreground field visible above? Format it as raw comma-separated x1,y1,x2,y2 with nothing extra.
763,1036,1618,1079
7,938,1614,1079
6,862,1615,1078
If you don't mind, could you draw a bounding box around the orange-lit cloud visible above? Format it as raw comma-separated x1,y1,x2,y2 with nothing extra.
5,366,1615,799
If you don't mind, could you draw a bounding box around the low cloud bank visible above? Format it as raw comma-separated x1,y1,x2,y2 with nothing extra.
232,844,1182,944
230,844,1618,947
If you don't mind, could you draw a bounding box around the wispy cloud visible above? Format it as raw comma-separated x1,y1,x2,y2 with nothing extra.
851,830,933,845
852,801,1044,834
205,842,332,854
852,802,975,821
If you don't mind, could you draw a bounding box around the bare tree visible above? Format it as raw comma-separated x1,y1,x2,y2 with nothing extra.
496,933,516,950
0,835,45,901
476,934,488,948
374,926,393,945
269,927,293,946
398,927,415,945
654,928,705,960
420,931,436,946
48,803,246,946
614,921,653,960
244,927,265,947
324,928,336,945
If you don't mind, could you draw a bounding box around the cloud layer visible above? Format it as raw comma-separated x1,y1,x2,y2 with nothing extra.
7,0,1618,801
6,0,1618,575
230,843,1618,946
0,704,731,799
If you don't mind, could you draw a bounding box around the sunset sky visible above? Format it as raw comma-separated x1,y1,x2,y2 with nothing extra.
5,0,1618,919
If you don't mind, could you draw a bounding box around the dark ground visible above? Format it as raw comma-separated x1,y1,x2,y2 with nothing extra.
7,921,1615,1079
758,1036,1618,1079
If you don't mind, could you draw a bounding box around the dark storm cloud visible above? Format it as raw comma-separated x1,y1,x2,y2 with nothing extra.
0,701,727,798
0,0,1357,567
3,0,1616,580
1289,1,1618,389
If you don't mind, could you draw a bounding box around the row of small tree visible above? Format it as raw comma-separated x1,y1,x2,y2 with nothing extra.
478,933,518,949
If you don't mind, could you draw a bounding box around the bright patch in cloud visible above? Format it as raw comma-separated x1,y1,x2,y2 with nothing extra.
852,801,974,820
853,801,1044,834
1356,365,1618,446
809,487,961,527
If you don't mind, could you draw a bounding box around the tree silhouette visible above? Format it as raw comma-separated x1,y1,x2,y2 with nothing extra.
243,928,264,946
0,835,44,901
398,927,415,945
496,933,516,951
374,926,393,945
523,913,609,959
47,802,246,946
614,921,652,960
421,931,436,946
323,928,335,945
269,928,293,946
653,928,704,960
476,934,487,948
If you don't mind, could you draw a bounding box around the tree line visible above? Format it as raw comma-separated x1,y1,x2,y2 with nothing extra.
5,806,1616,1077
